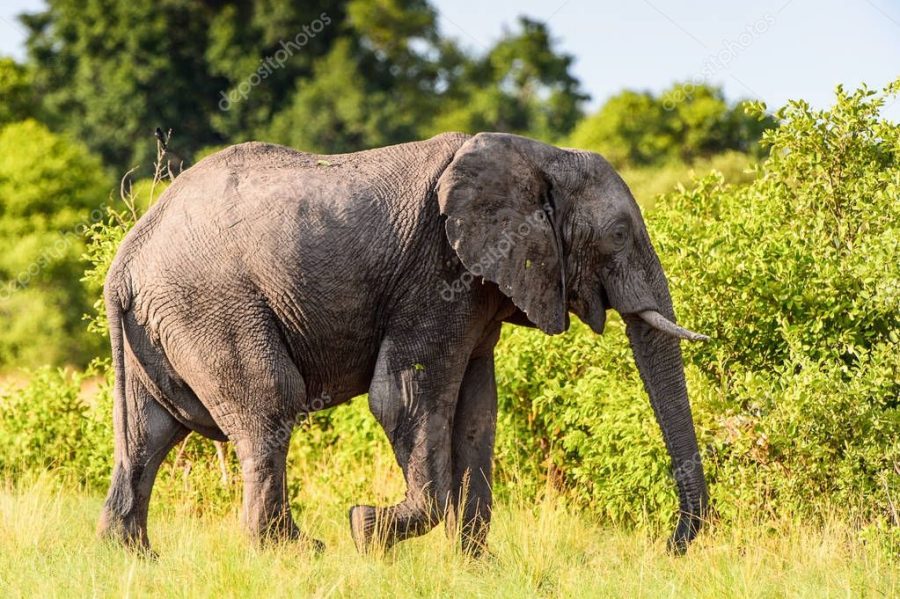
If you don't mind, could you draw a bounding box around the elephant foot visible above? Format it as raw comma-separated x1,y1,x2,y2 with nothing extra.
665,512,705,556
349,505,394,554
296,534,326,554
254,518,325,554
97,511,157,559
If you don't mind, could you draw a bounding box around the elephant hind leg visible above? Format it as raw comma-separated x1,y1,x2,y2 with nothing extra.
98,369,189,554
206,351,324,551
232,433,311,544
231,419,322,551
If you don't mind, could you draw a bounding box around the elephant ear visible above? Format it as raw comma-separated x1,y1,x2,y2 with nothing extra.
437,133,567,334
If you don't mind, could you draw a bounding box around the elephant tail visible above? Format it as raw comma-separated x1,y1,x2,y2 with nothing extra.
104,268,131,458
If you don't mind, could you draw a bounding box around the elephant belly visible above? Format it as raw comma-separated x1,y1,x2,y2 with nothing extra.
280,325,381,414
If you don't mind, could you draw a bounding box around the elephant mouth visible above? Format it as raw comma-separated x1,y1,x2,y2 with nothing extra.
599,284,611,312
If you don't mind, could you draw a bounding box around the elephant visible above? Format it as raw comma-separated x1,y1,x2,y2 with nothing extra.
97,131,710,557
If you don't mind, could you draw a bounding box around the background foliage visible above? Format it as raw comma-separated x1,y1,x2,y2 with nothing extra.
567,83,774,168
0,0,896,554
0,119,111,367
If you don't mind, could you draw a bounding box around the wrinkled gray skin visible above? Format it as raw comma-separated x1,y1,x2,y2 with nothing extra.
98,132,709,556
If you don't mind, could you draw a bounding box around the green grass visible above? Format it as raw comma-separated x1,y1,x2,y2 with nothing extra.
0,474,896,598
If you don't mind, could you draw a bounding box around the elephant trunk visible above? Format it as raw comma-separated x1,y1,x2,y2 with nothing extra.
624,313,709,554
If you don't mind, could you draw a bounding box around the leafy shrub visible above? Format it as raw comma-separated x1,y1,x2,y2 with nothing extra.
620,150,756,210
493,315,678,530
0,365,112,487
654,81,900,522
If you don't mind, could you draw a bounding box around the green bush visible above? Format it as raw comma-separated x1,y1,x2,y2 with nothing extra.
656,82,900,522
620,150,756,210
0,365,112,486
493,315,677,529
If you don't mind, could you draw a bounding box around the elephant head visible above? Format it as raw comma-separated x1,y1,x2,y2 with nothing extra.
437,132,709,552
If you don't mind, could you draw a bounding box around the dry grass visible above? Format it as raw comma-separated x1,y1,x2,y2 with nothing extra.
0,474,895,598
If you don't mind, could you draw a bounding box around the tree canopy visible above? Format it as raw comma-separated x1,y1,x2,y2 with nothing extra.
0,119,112,367
0,0,777,371
568,83,775,167
0,58,36,126
19,1,589,171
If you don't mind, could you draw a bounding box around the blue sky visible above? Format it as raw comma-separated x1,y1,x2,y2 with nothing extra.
2,0,898,118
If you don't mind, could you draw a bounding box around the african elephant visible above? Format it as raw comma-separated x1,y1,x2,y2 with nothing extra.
97,132,709,556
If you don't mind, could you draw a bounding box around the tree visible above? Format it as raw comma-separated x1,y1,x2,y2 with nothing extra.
21,0,229,174
266,39,392,153
0,119,112,367
567,90,670,166
205,0,344,143
568,83,775,167
20,0,451,166
266,0,446,152
428,17,587,142
0,58,36,126
21,2,589,166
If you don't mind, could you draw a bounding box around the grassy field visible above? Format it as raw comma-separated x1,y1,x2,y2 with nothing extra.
0,475,896,598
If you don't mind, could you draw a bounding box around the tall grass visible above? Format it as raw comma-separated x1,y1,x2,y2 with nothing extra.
0,473,896,598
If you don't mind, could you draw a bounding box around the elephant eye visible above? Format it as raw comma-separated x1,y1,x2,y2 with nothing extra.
610,223,628,248
592,219,629,255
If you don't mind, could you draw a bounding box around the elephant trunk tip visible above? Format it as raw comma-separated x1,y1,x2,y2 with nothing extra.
638,310,710,342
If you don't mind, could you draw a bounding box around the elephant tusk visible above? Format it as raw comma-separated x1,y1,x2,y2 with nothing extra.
638,311,710,342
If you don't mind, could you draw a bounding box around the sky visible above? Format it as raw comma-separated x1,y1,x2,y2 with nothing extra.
1,0,898,119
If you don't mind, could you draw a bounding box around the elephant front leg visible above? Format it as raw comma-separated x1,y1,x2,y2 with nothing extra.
445,352,497,556
350,359,463,553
